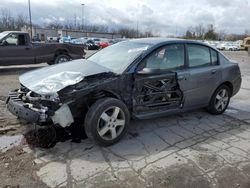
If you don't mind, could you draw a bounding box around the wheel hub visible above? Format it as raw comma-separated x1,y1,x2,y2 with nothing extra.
97,106,125,141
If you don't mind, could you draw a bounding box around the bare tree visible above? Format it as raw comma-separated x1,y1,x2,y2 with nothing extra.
195,24,206,39
15,14,28,30
0,9,15,30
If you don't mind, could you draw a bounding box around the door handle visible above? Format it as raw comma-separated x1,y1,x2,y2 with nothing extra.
211,69,217,74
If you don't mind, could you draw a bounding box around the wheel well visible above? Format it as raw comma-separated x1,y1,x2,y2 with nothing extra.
220,82,233,96
83,90,119,107
54,49,69,59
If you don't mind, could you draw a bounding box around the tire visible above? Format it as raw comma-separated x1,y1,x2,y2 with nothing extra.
207,85,231,115
54,54,70,64
84,97,130,146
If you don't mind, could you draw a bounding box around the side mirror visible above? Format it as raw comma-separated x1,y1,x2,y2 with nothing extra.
0,40,8,46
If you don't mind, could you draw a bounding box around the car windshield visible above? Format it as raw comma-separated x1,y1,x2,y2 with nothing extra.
0,32,9,40
88,41,151,74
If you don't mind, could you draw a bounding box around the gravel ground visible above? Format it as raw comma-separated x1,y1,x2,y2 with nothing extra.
0,51,250,188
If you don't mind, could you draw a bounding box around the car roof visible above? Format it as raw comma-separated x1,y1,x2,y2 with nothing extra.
126,37,220,54
1,31,29,34
128,37,185,44
128,37,210,46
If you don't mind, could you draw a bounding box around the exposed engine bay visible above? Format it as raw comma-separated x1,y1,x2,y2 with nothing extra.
7,85,74,128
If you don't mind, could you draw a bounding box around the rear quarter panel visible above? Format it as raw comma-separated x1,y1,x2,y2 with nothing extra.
33,43,56,63
220,55,241,96
61,44,85,59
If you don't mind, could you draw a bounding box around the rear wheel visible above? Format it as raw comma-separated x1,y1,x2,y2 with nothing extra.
84,98,130,146
207,85,231,115
54,54,70,64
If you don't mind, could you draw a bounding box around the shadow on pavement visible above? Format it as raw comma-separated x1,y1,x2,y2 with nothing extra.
22,109,250,165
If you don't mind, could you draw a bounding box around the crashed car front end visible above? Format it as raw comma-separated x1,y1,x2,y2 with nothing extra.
6,59,114,128
7,84,74,128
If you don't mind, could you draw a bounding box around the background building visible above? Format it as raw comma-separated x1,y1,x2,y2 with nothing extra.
21,26,122,42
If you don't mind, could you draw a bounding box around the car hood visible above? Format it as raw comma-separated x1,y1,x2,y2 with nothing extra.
19,59,111,95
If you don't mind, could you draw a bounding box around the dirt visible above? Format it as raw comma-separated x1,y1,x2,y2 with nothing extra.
0,145,48,188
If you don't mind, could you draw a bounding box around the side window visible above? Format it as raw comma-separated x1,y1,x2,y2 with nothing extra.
5,34,18,45
4,34,26,46
17,34,26,45
144,44,185,69
210,49,218,65
187,45,211,68
219,53,229,65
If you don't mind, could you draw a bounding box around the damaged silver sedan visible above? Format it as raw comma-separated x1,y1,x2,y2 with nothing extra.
6,38,242,146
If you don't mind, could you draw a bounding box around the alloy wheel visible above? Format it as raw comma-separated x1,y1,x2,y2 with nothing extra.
97,106,125,141
214,89,229,112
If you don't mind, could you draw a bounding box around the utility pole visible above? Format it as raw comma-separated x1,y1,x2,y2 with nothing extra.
28,0,32,38
81,3,85,31
136,3,139,38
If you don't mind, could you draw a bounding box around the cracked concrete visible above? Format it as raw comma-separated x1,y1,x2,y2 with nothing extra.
1,51,250,188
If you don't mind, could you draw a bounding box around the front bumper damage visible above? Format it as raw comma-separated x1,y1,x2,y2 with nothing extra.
6,89,74,128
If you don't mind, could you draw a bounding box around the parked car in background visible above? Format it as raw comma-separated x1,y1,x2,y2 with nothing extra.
0,31,85,65
99,39,110,49
216,43,226,50
6,38,241,146
47,36,59,43
240,37,250,50
224,43,240,51
59,36,72,44
85,39,100,50
92,38,101,45
70,38,87,45
32,36,41,42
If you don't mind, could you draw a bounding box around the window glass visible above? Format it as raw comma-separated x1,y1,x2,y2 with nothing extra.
211,49,218,65
188,45,211,68
144,44,185,69
5,34,18,45
219,53,229,65
4,34,26,46
88,41,151,74
17,34,26,45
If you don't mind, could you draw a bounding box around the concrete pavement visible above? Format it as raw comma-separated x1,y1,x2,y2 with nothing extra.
1,51,250,188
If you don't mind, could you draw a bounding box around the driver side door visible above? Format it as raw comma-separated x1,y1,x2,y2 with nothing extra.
133,43,187,116
0,33,34,65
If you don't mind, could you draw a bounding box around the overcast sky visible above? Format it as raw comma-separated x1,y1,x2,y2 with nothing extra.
1,0,250,36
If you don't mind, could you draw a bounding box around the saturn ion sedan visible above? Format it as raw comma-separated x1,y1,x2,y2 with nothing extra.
7,38,241,146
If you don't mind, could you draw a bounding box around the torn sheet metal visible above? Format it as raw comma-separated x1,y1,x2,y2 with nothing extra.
25,71,85,95
19,59,110,95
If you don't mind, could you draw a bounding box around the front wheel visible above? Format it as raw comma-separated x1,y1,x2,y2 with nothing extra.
84,98,130,146
207,85,231,115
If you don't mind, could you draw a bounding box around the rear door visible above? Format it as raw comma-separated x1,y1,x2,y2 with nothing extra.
0,33,34,65
181,44,222,108
133,44,186,115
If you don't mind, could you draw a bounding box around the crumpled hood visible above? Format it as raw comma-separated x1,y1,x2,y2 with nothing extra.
19,59,111,95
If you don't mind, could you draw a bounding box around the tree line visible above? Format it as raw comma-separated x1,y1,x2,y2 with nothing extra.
0,8,155,38
183,23,249,41
0,8,249,40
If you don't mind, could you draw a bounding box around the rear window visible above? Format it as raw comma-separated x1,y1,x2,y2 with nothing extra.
211,49,218,65
187,45,211,68
219,53,229,65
